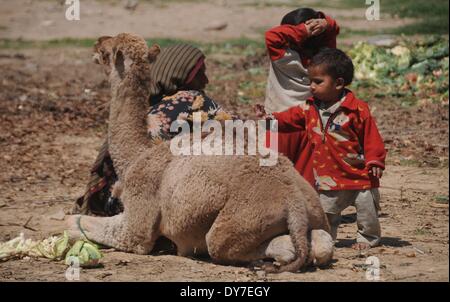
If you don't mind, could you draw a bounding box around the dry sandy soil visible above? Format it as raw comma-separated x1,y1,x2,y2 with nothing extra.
0,0,448,282
0,0,415,43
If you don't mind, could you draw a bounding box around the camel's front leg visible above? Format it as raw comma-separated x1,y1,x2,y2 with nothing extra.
66,193,161,254
66,214,128,250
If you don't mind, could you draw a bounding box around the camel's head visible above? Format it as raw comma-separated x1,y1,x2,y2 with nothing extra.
93,33,161,78
93,35,114,68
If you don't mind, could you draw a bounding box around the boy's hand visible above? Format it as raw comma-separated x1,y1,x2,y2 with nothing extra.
305,18,328,36
254,104,268,119
369,166,383,179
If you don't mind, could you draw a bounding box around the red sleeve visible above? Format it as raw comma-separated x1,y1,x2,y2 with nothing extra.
272,106,306,132
360,115,386,170
265,23,310,61
317,12,340,49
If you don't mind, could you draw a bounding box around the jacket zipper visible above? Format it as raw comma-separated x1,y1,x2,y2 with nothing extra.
313,103,340,143
322,110,340,143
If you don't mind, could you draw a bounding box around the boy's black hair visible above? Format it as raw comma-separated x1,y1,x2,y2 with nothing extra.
310,48,354,85
281,8,320,25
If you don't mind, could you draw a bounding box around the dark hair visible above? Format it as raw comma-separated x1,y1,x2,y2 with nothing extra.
281,8,319,25
281,8,323,52
310,48,354,85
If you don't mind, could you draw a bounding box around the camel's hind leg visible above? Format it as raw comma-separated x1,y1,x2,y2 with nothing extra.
294,175,331,233
205,197,287,265
291,176,334,266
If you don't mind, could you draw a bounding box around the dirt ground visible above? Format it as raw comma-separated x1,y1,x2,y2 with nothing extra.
0,0,415,43
0,0,448,282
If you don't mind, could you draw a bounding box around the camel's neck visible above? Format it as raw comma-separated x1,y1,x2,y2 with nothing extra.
108,61,153,178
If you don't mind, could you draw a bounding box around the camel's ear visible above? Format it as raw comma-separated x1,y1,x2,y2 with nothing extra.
148,44,161,63
97,36,112,42
113,47,125,79
93,36,113,65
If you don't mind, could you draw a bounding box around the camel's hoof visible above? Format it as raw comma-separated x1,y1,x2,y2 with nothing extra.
311,229,334,266
66,215,83,240
265,235,296,265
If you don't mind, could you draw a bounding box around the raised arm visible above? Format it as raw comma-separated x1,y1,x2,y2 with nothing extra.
318,12,340,49
265,23,310,61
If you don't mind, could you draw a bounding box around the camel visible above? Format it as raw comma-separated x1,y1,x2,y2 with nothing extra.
67,33,333,272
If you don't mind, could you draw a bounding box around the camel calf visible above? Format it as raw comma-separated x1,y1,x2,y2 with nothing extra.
67,33,333,272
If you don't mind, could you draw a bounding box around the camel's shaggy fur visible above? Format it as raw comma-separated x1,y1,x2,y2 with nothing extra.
67,33,333,272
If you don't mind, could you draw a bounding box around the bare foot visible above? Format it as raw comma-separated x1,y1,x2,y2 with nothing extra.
352,242,371,250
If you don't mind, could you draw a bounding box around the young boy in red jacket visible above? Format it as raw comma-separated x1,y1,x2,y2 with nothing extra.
256,48,387,250
264,7,340,170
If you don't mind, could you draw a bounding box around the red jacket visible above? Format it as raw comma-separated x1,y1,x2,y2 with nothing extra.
271,90,386,191
265,12,339,65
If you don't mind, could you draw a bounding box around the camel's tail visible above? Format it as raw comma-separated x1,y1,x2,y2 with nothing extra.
266,195,311,273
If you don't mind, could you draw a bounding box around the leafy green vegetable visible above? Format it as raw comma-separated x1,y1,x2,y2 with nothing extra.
349,36,449,105
0,231,70,261
65,240,103,268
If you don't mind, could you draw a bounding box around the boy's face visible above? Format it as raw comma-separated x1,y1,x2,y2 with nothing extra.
308,64,344,103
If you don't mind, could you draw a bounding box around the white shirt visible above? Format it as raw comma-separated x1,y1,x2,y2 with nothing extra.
264,49,312,113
